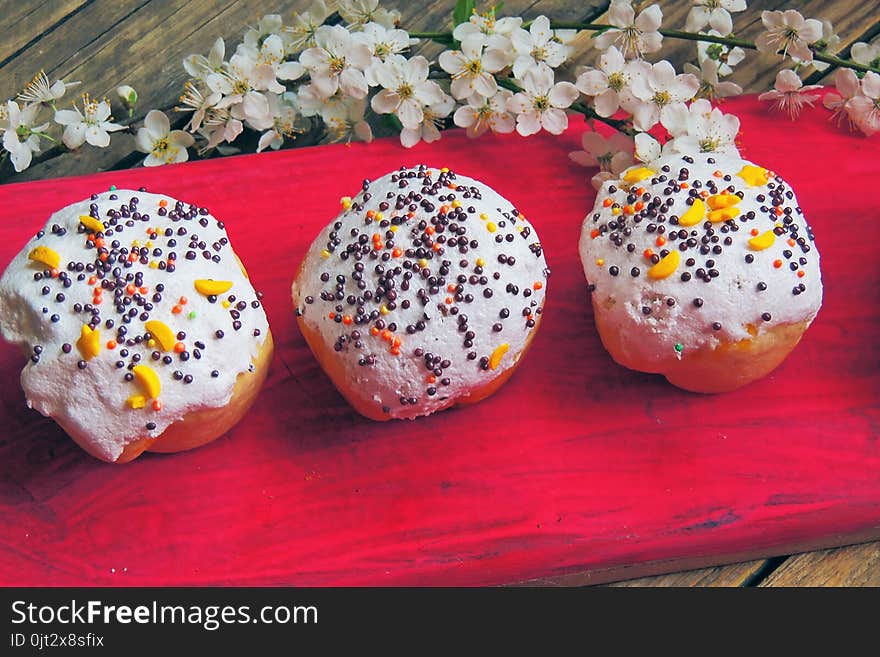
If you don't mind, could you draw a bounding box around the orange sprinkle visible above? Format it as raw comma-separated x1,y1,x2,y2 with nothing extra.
392,248,403,258
370,327,380,336
427,375,436,384
591,229,600,239
797,270,805,278
50,268,60,278
751,228,759,236
390,346,401,356
101,253,110,262
158,199,168,208
700,190,710,198
425,226,435,235
179,296,187,305
533,281,543,290
432,243,441,251
679,182,689,189
773,259,783,269
655,236,667,247
373,241,384,250
172,305,182,314
381,330,392,341
366,210,376,219
636,187,646,196
602,198,612,207
407,211,415,219
440,205,450,214
173,342,186,353
342,315,352,325
87,235,95,244
773,207,783,216
634,201,645,211
106,340,117,350
787,239,796,246
447,284,456,293
445,297,453,304
623,205,634,214
152,400,163,411
391,337,401,348
713,170,723,177
372,232,381,242
643,248,655,259
94,238,105,248
127,253,136,262
94,286,102,294
126,284,136,295
328,312,336,320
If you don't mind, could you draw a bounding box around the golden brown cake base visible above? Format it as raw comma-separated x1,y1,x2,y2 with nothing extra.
592,297,809,393
296,314,540,421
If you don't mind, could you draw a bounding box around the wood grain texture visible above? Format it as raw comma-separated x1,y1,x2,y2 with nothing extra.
607,560,765,587
0,93,878,586
759,543,880,587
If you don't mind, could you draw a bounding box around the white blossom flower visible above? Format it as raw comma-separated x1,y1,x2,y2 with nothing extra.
298,85,373,143
758,69,822,120
338,0,400,30
236,34,305,94
286,0,332,52
592,1,663,59
453,8,522,43
242,14,291,53
851,36,880,69
809,20,840,72
662,98,740,155
400,94,455,148
207,53,275,129
634,132,662,164
755,10,822,63
116,85,138,117
299,25,372,99
17,70,80,105
697,33,745,77
370,55,444,129
453,90,516,137
135,109,194,166
54,94,124,149
848,72,880,136
200,107,243,151
685,0,747,37
575,46,649,117
1,101,48,172
439,35,510,99
685,58,742,100
509,15,573,79
507,66,579,136
358,21,418,62
176,80,221,132
257,92,301,152
569,130,634,174
184,37,226,82
823,68,861,129
624,60,700,131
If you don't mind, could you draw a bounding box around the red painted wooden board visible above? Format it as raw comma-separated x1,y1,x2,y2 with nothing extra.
1,94,878,586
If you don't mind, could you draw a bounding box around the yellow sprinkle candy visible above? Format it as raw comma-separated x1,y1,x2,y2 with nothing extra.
131,240,140,248
222,300,231,309
380,305,390,315
321,249,330,259
76,325,100,360
418,258,428,268
476,257,485,267
486,222,497,233
707,193,741,210
708,207,741,223
451,200,461,208
126,394,147,410
147,339,156,348
441,167,449,173
678,198,706,227
79,215,105,233
622,167,655,184
596,258,604,266
488,343,509,370
133,365,161,399
748,229,776,251
28,245,61,269
375,212,384,221
149,261,159,269
647,250,680,280
479,213,488,221
739,164,769,187
340,196,352,209
194,279,233,296
144,320,176,351
390,225,398,232
611,207,621,215
145,241,153,248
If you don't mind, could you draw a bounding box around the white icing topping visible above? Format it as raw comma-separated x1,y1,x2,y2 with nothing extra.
292,165,548,419
579,151,823,366
0,189,269,461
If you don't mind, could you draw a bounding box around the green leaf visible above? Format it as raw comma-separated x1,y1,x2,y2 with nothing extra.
452,0,476,29
382,113,404,133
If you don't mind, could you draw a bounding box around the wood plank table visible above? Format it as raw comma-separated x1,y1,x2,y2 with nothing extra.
1,0,878,587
